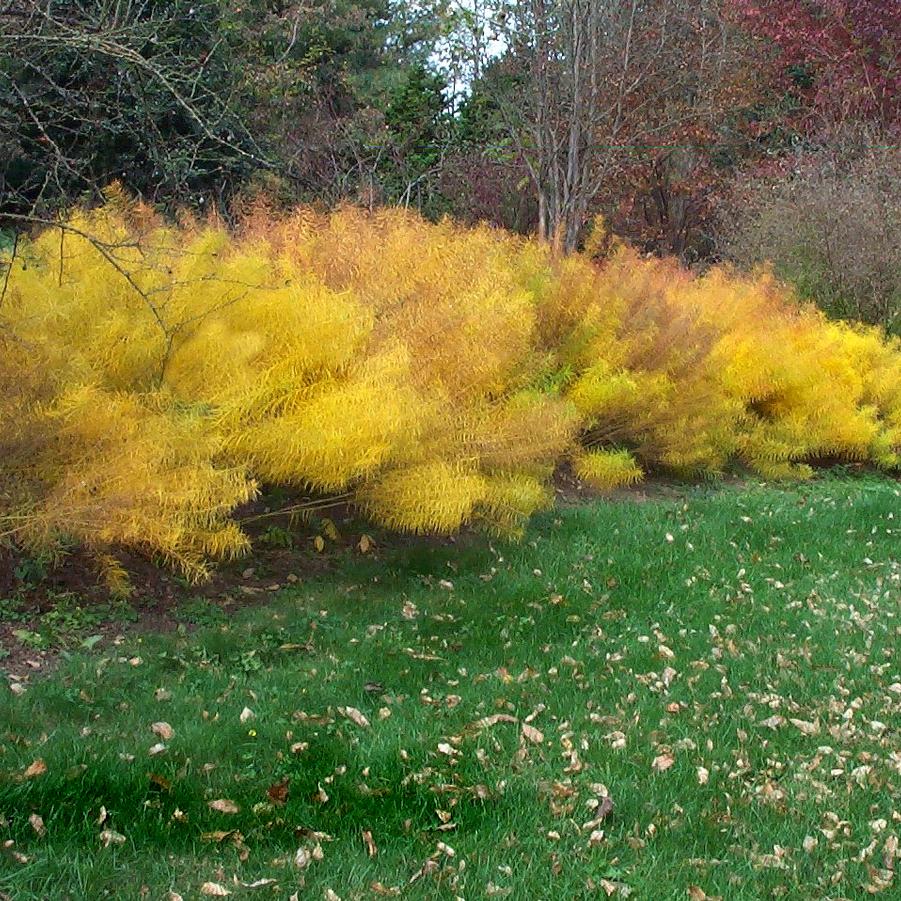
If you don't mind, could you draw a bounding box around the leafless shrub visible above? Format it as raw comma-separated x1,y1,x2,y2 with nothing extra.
717,129,900,333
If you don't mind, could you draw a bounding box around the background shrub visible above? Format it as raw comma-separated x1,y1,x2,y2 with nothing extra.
717,131,901,334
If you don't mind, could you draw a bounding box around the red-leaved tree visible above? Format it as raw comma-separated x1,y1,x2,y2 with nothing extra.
730,0,900,131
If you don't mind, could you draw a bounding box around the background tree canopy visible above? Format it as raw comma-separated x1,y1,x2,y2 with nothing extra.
1,0,898,327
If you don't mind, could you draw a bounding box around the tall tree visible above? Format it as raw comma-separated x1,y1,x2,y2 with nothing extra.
0,0,269,218
730,0,900,132
454,0,766,254
0,0,452,219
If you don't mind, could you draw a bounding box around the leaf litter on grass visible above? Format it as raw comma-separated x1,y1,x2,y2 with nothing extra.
0,478,899,898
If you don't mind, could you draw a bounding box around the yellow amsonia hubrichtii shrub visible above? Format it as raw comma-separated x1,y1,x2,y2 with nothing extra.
1,195,897,577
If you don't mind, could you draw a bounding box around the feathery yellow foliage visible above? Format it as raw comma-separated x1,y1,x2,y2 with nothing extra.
360,462,489,534
1,195,898,579
575,449,644,490
1,380,254,580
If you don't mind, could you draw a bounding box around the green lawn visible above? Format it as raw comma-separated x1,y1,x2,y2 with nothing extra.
1,476,899,900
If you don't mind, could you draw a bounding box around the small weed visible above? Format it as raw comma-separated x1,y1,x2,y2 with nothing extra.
259,525,294,549
13,553,52,588
0,595,28,623
11,628,47,649
6,595,137,650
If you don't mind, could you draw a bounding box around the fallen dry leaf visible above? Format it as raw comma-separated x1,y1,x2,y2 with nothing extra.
884,834,898,870
151,721,174,741
148,772,172,792
596,795,615,820
865,866,894,894
4,841,29,865
362,829,378,857
338,706,370,728
22,759,47,780
789,718,819,735
402,647,443,661
199,883,230,897
99,829,126,847
201,830,234,843
208,799,240,814
28,814,45,836
239,706,255,723
401,601,418,619
267,778,290,806
468,714,518,732
521,723,544,744
697,766,710,785
652,753,675,773
408,858,440,885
